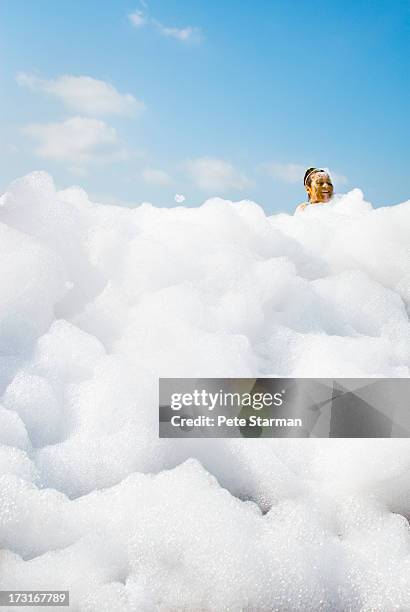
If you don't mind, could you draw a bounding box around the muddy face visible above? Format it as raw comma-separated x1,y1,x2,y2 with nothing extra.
307,172,334,203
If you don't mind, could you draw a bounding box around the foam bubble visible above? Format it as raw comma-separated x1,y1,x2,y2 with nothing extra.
0,172,409,610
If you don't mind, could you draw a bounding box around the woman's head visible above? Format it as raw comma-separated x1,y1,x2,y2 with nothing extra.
304,168,334,203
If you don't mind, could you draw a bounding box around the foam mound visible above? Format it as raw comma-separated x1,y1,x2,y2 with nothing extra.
0,172,409,611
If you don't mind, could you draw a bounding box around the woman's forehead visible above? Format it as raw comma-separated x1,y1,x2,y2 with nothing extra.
312,172,331,182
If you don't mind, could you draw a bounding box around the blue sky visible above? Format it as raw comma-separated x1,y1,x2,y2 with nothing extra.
0,0,408,213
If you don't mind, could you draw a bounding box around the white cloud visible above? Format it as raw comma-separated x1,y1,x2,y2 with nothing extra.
16,73,143,117
174,194,186,203
128,10,146,27
329,171,348,186
185,157,249,193
154,22,202,42
261,162,348,186
142,167,171,185
68,165,88,177
23,116,126,164
261,162,306,184
128,6,202,43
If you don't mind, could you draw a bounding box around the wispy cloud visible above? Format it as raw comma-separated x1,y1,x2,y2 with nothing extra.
128,10,146,28
185,157,249,193
327,171,348,186
261,162,348,186
142,167,171,185
153,21,202,43
16,73,143,117
23,116,127,164
128,5,202,43
260,162,306,184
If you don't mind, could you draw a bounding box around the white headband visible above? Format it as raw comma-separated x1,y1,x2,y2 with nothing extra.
304,168,327,187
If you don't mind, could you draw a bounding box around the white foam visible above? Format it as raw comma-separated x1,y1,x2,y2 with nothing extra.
0,172,409,610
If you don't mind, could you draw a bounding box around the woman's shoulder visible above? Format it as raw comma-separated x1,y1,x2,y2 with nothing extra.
294,202,309,213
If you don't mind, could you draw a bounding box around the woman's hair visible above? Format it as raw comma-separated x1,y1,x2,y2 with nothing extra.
304,167,325,188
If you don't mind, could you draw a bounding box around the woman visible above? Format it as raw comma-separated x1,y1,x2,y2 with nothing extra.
295,167,334,213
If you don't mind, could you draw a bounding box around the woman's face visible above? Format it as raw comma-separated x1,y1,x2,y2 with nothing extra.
307,172,334,203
